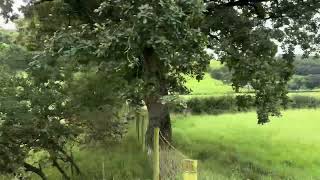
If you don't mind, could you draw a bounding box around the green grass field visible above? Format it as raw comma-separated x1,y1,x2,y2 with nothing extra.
185,73,233,97
173,109,320,180
183,60,233,97
288,91,320,98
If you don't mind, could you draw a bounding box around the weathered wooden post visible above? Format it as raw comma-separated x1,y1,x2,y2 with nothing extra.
136,113,140,141
102,158,105,180
141,115,146,152
153,128,160,180
182,159,197,180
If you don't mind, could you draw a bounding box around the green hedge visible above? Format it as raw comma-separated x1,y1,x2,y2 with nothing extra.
290,95,320,108
170,95,320,115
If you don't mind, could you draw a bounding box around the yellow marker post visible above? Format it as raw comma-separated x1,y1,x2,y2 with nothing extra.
141,115,146,152
153,128,160,180
182,159,197,180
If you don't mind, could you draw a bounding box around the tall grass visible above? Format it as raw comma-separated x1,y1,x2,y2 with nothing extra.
30,126,152,180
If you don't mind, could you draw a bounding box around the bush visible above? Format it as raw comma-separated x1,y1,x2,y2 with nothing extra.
170,95,320,115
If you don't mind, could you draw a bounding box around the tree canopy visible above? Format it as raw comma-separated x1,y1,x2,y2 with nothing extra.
1,0,320,149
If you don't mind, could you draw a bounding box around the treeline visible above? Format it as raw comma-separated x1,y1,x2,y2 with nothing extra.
171,95,320,115
289,57,320,90
210,57,320,90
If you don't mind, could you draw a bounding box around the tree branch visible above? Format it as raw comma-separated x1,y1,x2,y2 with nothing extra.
206,0,269,11
52,159,70,180
23,162,47,180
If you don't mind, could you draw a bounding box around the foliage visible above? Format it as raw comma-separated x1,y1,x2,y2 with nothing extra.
0,0,17,21
0,64,82,179
294,57,320,75
289,75,320,90
1,125,152,180
0,40,130,179
0,30,32,70
209,65,232,84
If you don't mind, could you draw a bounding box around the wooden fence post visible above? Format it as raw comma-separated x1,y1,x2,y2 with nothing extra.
182,159,197,180
141,115,146,152
136,113,140,141
153,128,160,180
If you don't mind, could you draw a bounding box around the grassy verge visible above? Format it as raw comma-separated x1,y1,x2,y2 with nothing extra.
29,125,152,180
172,109,320,180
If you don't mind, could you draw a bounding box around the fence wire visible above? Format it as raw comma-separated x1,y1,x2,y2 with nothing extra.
159,130,187,180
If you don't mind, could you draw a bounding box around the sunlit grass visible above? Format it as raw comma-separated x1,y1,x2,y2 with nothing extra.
185,73,233,96
209,60,223,70
172,109,320,180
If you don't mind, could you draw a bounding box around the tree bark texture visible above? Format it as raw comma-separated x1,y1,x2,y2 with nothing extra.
143,47,172,147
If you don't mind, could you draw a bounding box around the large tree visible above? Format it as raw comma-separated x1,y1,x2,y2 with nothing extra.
1,0,320,145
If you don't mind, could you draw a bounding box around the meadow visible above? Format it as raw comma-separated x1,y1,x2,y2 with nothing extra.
173,109,320,180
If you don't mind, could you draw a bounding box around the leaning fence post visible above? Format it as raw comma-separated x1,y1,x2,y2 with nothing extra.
153,128,160,180
182,159,198,180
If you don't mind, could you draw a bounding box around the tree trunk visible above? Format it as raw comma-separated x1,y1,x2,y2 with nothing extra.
145,96,172,147
143,47,172,147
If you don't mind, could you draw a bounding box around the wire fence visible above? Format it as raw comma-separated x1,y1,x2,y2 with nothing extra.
159,129,187,180
134,111,195,180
